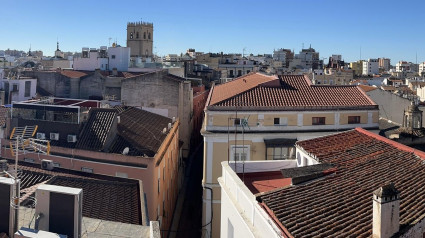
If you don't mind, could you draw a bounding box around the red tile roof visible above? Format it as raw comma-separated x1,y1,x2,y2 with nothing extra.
60,70,87,78
208,73,377,110
259,128,425,237
358,84,378,92
237,171,292,194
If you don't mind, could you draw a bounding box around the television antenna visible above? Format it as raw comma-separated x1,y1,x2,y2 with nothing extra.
8,125,50,233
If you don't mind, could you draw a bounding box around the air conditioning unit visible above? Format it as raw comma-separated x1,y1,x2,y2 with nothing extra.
35,184,83,238
50,133,59,141
36,133,45,140
0,177,18,237
41,160,54,171
67,135,77,143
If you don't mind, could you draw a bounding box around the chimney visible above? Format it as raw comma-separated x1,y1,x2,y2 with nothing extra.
112,67,118,76
372,183,400,238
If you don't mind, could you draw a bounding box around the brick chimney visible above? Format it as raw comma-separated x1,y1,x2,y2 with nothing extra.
372,183,400,238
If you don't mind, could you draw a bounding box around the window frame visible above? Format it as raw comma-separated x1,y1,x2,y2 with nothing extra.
230,145,250,161
348,116,361,124
312,117,326,125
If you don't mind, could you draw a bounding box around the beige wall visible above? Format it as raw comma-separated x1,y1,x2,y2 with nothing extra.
339,112,368,125
264,114,297,126
303,113,334,126
373,111,379,123
212,114,258,127
211,141,266,183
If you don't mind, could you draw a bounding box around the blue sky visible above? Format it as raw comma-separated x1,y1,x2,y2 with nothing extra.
1,0,424,63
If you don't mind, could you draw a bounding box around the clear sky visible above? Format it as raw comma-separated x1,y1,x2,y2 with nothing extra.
1,0,424,63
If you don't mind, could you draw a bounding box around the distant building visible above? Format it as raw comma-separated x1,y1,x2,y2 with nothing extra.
290,46,322,70
272,48,293,67
126,21,153,58
379,57,391,71
0,77,37,103
73,46,130,72
396,61,412,72
350,60,364,76
362,59,379,76
311,68,353,85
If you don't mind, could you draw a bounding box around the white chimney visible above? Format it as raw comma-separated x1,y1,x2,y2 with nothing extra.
168,123,172,130
372,183,400,238
117,116,121,124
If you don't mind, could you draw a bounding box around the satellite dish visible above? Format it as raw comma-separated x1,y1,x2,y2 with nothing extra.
122,147,129,155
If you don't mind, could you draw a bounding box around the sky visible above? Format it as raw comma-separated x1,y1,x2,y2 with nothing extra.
1,0,425,63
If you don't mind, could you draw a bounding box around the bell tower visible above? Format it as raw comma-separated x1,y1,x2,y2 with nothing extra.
126,21,153,58
402,101,423,130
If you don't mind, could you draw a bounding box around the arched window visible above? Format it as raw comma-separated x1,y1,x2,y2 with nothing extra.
130,32,133,39
144,32,146,39
148,32,151,39
136,32,139,39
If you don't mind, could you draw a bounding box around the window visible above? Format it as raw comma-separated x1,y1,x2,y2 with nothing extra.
136,32,139,39
267,146,295,160
24,81,31,97
148,32,151,39
111,55,116,59
247,70,250,74
234,118,241,126
237,70,242,76
312,117,326,125
229,70,234,77
230,145,250,161
144,32,146,39
274,117,288,126
12,84,18,92
130,32,133,39
348,116,361,124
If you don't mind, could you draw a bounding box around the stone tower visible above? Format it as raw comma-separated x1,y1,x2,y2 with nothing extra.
402,101,423,130
126,21,153,58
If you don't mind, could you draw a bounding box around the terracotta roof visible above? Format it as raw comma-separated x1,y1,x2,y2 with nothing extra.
76,107,173,156
358,84,378,92
381,85,396,91
6,161,143,225
76,108,117,151
116,107,172,157
209,72,278,106
208,73,376,110
60,70,87,78
259,128,425,237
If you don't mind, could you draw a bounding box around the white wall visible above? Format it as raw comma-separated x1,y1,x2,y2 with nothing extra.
219,161,296,238
0,78,37,102
73,47,130,71
108,47,130,72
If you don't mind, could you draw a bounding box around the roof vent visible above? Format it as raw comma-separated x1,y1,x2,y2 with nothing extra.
162,128,167,134
168,123,172,130
117,116,121,124
172,117,176,123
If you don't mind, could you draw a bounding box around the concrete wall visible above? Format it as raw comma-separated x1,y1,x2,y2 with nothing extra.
121,70,193,158
79,71,105,99
366,89,423,125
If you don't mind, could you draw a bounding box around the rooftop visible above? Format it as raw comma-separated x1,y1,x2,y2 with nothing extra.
8,161,145,226
207,73,377,110
257,128,425,237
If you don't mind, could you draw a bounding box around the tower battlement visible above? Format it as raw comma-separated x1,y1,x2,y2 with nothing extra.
127,21,153,27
